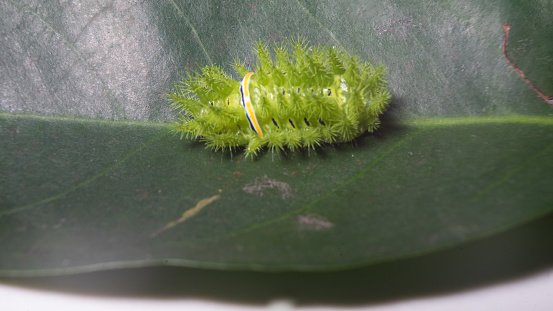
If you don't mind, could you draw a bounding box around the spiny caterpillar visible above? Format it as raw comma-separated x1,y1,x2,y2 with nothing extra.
168,39,391,158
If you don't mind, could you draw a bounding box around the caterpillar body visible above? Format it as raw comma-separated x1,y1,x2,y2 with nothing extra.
169,39,391,158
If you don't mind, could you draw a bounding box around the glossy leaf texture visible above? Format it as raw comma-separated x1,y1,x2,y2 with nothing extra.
1,0,552,275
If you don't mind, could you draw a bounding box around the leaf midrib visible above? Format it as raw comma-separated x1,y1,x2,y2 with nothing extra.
2,112,552,127
2,112,551,218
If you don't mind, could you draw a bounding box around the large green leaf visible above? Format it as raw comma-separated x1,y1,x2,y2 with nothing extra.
1,0,552,276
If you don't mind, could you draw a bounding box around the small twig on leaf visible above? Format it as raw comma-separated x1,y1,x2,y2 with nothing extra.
502,21,553,106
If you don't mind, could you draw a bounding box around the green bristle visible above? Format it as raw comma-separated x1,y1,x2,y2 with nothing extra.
232,59,249,77
285,130,303,151
302,128,323,150
265,129,287,153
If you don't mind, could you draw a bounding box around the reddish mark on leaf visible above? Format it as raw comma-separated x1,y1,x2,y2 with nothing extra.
249,4,257,9
215,40,226,51
375,16,418,36
502,21,553,106
233,171,241,176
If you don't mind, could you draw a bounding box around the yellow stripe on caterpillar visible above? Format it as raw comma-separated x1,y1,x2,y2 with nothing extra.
240,72,264,137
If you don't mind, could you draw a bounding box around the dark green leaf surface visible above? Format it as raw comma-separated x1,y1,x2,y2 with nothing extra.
1,0,552,275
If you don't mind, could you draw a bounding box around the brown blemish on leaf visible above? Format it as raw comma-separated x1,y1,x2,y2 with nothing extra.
242,175,293,199
151,191,221,238
298,214,334,231
502,21,553,106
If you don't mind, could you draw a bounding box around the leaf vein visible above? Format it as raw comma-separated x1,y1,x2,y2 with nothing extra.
0,130,171,217
6,0,124,118
168,0,212,64
294,0,344,48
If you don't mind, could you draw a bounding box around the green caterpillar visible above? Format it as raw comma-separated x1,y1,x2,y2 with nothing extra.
168,39,390,158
